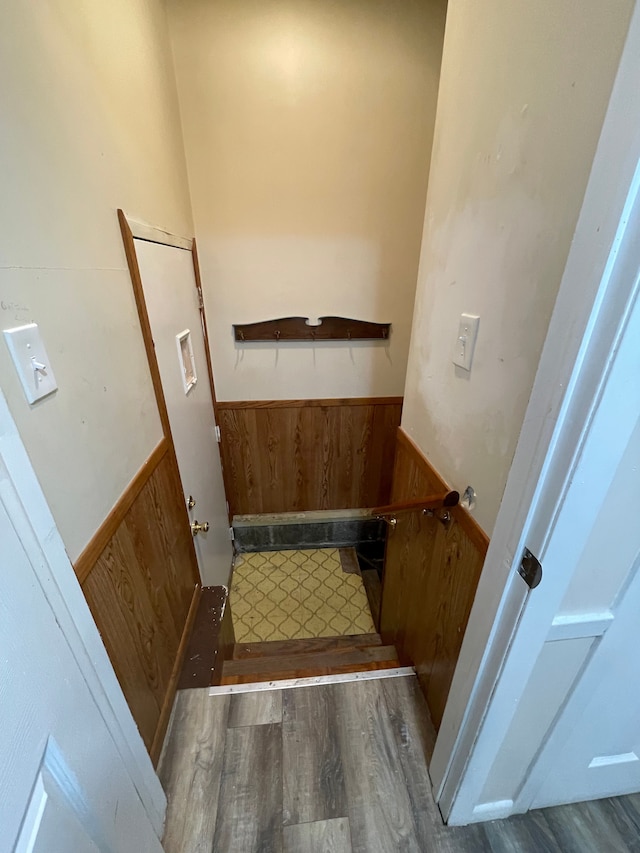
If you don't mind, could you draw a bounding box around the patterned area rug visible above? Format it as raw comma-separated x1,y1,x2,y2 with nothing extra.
230,548,375,643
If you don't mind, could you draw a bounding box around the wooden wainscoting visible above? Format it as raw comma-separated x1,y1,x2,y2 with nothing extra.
216,397,403,516
74,437,200,762
380,428,489,729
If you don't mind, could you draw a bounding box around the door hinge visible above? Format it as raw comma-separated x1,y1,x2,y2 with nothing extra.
228,526,235,541
518,547,543,590
215,424,221,443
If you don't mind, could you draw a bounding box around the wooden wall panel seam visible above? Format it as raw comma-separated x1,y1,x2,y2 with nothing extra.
74,438,169,585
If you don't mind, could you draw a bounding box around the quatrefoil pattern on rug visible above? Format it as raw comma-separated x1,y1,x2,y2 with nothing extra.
230,548,375,643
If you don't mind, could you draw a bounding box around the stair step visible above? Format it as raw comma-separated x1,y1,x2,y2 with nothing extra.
222,644,400,685
232,633,382,660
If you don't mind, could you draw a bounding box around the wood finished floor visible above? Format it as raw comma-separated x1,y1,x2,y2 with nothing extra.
159,675,640,852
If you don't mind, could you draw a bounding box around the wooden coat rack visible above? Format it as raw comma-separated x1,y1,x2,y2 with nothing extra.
233,316,391,342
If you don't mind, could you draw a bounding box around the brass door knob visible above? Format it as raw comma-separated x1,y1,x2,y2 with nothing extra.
191,520,209,535
187,495,196,510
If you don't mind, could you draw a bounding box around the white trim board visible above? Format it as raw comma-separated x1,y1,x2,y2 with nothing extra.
546,612,614,643
208,666,416,696
125,214,193,251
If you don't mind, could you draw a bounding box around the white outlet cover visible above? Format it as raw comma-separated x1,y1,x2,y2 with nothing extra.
3,323,58,404
453,313,480,371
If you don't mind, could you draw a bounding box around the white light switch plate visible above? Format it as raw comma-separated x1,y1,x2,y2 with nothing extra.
453,313,480,371
3,323,58,404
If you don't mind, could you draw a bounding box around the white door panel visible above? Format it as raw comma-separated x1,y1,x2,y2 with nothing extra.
134,238,232,587
1,460,163,853
16,753,102,853
529,555,640,808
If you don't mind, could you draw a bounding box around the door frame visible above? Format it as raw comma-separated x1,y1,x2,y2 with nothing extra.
0,389,167,838
432,3,640,820
118,210,231,523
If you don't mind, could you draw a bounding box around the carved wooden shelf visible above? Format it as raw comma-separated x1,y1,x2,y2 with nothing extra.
233,316,391,342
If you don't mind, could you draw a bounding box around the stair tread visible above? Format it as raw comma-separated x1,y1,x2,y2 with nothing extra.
232,633,382,660
223,644,399,677
221,658,400,685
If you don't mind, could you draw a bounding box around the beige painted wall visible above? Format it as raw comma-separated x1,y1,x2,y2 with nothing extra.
401,0,633,535
168,0,446,401
0,0,193,560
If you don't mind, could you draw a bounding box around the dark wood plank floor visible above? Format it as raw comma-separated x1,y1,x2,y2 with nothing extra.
177,585,226,689
159,675,640,852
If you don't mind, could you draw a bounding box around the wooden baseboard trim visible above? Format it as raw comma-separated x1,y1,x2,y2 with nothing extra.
150,583,202,766
396,427,490,555
215,396,403,410
74,438,169,584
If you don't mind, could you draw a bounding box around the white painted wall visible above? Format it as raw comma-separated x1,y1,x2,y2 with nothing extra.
167,0,447,401
432,6,640,812
401,0,633,535
0,0,194,560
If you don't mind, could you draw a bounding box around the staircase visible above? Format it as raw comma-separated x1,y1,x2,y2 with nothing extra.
221,633,400,685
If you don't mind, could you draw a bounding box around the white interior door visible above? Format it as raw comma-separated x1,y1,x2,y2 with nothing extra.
0,396,163,853
528,542,640,807
134,238,232,587
445,266,640,823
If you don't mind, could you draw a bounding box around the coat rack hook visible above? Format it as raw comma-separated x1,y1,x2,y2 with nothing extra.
233,316,392,342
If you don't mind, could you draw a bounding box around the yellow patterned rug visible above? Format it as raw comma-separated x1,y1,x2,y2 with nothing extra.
230,548,375,643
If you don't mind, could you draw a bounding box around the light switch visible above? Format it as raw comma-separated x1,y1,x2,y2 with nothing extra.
452,313,480,371
3,323,58,404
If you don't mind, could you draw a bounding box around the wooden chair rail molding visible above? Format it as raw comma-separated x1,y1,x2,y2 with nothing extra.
371,490,459,518
73,438,169,584
380,427,489,730
215,396,403,410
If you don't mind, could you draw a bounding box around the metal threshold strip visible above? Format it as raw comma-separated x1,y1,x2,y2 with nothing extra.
208,666,416,696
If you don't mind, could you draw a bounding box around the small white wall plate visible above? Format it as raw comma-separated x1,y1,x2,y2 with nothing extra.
3,323,58,404
176,329,197,394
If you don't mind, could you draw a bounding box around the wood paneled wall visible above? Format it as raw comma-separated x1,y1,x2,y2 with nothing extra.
380,428,489,729
216,397,403,517
75,438,200,761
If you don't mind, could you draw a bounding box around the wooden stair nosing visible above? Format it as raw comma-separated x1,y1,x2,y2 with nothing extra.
223,644,399,678
221,658,400,686
231,632,383,660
